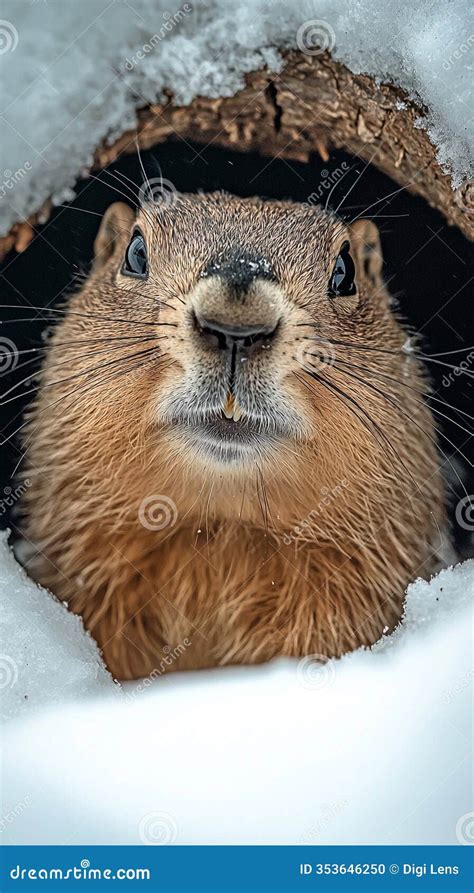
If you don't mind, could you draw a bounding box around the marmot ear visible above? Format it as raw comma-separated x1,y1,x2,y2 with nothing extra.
348,219,383,288
93,202,136,270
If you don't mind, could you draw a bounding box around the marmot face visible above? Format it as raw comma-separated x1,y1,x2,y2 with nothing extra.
19,191,447,678
89,191,399,475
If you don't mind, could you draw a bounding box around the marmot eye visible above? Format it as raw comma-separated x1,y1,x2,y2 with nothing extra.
328,241,356,297
121,230,148,279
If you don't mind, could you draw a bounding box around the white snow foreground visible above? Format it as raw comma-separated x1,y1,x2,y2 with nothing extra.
0,532,118,723
0,0,473,235
0,532,472,845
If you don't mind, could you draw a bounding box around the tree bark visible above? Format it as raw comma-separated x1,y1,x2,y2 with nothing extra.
2,50,472,258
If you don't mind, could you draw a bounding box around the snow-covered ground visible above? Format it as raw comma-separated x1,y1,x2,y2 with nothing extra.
0,2,472,846
1,532,472,845
0,0,473,234
0,533,118,724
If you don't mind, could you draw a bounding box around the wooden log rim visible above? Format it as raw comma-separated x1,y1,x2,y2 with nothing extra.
1,50,472,260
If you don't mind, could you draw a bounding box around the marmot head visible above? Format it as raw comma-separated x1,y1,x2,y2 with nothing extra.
27,190,442,536
84,191,399,471
19,190,446,677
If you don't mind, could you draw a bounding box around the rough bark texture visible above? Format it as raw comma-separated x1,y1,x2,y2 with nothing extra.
2,51,472,258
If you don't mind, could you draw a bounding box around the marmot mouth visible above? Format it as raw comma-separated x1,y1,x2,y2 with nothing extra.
174,413,283,462
200,416,265,443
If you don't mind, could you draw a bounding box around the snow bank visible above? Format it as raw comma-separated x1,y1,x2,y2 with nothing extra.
0,0,472,235
1,527,472,845
0,532,118,723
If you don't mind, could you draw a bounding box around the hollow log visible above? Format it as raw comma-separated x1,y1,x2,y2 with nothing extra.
2,50,472,259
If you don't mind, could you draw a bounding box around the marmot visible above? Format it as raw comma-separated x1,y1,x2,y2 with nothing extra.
19,192,447,679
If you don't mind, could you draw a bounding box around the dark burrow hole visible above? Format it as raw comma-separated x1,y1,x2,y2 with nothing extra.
0,140,472,555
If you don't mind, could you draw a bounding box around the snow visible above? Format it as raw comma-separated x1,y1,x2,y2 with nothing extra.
1,529,472,845
0,0,473,235
0,532,118,723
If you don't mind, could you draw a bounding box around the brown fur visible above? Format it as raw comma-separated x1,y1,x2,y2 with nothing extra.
19,192,446,679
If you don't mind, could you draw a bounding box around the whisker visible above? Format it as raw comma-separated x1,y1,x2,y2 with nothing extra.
334,150,379,216
318,354,474,429
0,338,167,407
0,332,174,365
296,328,474,373
87,172,137,208
2,345,161,448
324,160,359,212
325,359,472,495
1,335,166,402
296,363,412,485
55,205,105,218
1,304,176,328
350,175,423,224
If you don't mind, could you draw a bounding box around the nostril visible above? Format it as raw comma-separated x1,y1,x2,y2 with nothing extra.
192,311,279,352
192,311,228,351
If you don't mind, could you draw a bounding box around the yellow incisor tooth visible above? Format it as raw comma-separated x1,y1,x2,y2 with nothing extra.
223,393,243,421
232,403,243,422
223,393,235,419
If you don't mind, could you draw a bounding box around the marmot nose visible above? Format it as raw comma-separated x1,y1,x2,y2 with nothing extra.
200,250,275,294
193,312,278,353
